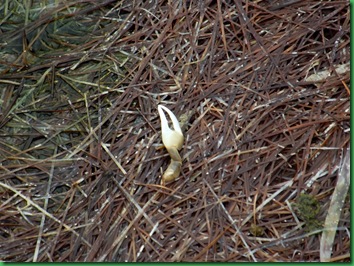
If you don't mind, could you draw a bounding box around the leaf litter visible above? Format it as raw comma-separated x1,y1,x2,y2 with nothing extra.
0,0,350,262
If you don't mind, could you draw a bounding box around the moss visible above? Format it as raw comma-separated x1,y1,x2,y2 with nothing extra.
250,223,264,237
294,193,322,232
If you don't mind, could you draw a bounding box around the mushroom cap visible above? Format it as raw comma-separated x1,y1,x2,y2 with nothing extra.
158,105,184,150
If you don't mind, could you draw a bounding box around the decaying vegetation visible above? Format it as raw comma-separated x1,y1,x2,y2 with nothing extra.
0,0,350,262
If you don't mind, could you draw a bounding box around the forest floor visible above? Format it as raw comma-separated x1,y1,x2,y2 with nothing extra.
0,0,350,262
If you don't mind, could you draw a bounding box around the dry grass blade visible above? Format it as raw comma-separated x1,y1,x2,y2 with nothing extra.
320,148,350,262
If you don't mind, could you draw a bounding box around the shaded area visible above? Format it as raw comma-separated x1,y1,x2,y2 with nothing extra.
0,0,350,262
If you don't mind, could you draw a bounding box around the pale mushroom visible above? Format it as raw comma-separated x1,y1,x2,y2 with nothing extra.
158,105,184,183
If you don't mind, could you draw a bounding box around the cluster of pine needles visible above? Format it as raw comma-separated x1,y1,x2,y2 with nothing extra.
0,0,350,262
